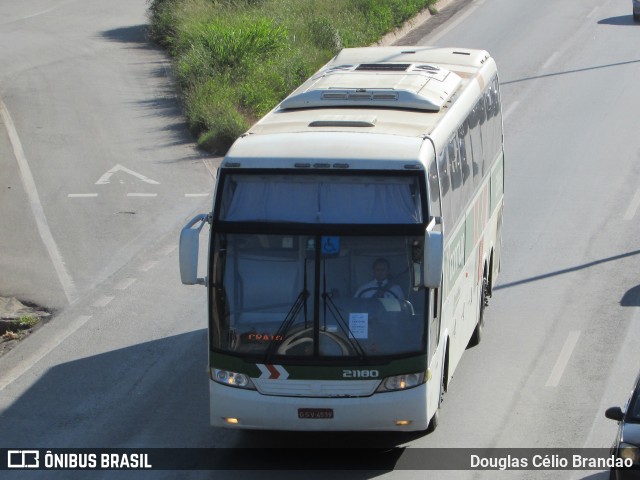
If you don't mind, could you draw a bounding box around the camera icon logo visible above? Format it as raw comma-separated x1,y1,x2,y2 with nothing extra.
7,450,39,468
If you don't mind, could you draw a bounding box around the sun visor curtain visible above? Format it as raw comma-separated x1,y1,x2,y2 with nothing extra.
221,176,422,224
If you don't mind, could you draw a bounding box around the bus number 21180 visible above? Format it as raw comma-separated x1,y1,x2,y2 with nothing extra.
342,370,380,378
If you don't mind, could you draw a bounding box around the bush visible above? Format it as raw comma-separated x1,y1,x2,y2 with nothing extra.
177,18,287,70
307,18,343,52
147,0,436,154
147,0,179,48
238,52,319,117
183,78,250,154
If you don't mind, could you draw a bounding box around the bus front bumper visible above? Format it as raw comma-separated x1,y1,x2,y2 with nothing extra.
209,380,429,432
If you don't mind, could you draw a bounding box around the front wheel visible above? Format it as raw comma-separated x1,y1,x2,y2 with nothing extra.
426,408,439,433
426,369,445,433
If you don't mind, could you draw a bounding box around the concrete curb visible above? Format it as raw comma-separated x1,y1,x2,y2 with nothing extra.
374,0,457,47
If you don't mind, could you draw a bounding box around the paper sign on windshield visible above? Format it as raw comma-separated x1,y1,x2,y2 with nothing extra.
348,313,368,339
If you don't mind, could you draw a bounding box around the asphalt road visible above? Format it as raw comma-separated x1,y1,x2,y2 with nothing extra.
0,0,215,310
1,0,640,479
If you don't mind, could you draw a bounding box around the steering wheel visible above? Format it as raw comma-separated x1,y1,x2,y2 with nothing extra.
356,286,401,300
276,326,354,356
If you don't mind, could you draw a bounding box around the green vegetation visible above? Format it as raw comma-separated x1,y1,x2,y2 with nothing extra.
147,0,437,153
1,316,39,341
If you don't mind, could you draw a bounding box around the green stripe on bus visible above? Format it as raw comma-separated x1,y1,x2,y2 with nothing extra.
210,352,428,380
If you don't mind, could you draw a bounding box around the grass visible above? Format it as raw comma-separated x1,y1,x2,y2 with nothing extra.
1,315,40,341
147,0,437,154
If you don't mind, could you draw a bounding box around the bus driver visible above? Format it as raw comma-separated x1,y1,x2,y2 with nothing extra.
354,258,404,300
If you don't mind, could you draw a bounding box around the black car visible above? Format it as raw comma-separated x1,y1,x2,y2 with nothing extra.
605,371,640,479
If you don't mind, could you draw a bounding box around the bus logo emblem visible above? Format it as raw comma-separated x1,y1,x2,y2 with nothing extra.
257,364,289,379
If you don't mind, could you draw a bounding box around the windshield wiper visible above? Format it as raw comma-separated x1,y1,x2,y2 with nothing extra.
263,289,309,363
264,257,312,362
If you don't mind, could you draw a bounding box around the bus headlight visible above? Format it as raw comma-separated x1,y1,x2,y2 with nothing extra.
376,372,425,392
618,443,640,464
212,369,256,390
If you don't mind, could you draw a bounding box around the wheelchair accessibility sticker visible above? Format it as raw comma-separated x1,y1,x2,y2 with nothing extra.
321,236,340,255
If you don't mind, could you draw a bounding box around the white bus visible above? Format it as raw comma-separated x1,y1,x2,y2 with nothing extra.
180,46,504,432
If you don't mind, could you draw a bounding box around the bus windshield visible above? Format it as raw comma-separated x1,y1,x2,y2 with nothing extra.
210,233,426,361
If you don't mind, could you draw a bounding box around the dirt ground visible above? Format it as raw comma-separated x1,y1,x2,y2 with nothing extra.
0,296,51,357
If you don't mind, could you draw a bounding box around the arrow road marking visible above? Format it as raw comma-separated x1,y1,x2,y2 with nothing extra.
95,164,160,185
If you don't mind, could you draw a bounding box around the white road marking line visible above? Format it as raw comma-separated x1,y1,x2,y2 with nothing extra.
95,164,160,185
68,193,98,198
114,278,136,290
185,193,209,197
139,260,158,272
0,98,78,304
160,245,177,256
545,331,581,387
542,51,560,70
587,6,599,19
22,7,57,20
623,189,640,220
0,315,93,392
92,295,115,308
126,193,157,197
503,100,520,121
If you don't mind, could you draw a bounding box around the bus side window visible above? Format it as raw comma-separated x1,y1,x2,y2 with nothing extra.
429,288,440,361
469,99,485,189
459,123,470,186
458,122,472,209
437,148,451,221
480,92,491,177
428,160,441,219
447,135,462,221
492,77,503,155
483,84,498,165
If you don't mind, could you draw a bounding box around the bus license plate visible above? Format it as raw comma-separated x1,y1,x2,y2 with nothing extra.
298,408,334,419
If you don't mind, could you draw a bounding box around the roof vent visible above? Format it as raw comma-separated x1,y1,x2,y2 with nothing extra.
322,92,348,100
309,115,377,127
279,63,462,112
355,63,411,71
324,64,354,73
413,64,441,73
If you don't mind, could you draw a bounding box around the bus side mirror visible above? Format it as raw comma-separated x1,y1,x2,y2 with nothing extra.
604,406,624,422
179,214,209,285
423,218,443,289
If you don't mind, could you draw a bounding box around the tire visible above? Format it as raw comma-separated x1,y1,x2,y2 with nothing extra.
426,371,445,433
426,352,447,433
426,407,439,433
635,12,640,22
468,277,488,348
